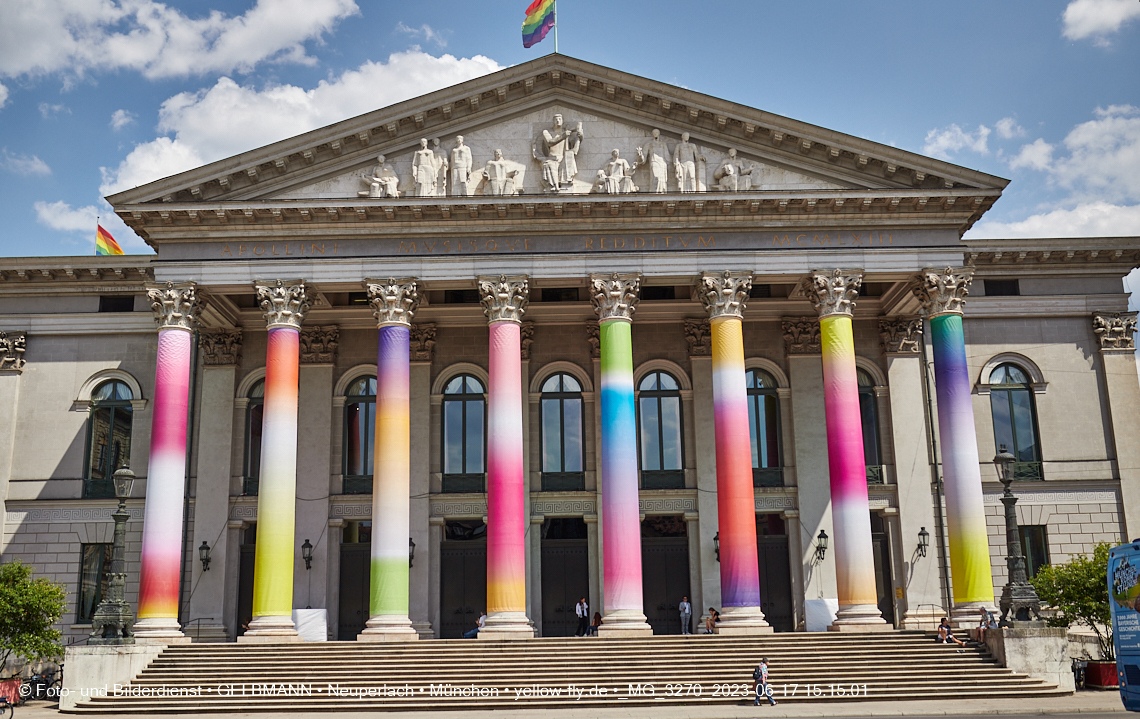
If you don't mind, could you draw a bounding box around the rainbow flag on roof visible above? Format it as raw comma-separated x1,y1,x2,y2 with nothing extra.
96,224,124,255
522,0,555,48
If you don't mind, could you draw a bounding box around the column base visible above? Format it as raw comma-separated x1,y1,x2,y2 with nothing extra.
133,617,191,644
951,601,993,629
478,611,534,640
412,621,435,639
238,614,302,643
358,615,419,642
597,609,653,638
714,605,774,635
828,603,892,632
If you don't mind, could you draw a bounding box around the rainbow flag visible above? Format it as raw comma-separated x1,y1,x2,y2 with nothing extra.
522,0,555,48
96,224,124,255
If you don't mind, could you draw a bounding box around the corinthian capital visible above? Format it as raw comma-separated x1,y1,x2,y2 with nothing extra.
0,331,26,372
879,318,923,354
478,275,529,324
801,269,863,318
200,329,242,366
911,267,973,317
781,317,821,355
147,281,201,331
365,278,420,327
699,271,752,320
1093,311,1138,351
590,273,641,322
255,279,310,329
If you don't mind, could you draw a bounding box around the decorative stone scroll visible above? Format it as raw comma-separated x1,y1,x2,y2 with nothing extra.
585,320,600,358
300,326,339,364
683,319,712,357
478,275,529,324
781,318,822,355
410,323,437,362
1093,311,1138,351
0,331,26,372
255,279,309,329
879,318,923,354
911,267,973,317
801,269,863,318
365,278,420,327
590,273,641,322
146,281,201,331
699,270,752,320
199,329,242,366
520,321,535,360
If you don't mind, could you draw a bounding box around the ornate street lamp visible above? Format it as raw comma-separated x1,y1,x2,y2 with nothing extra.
199,541,211,571
917,527,930,558
814,529,829,562
301,539,313,570
713,532,720,563
409,537,416,568
994,445,1042,626
89,468,136,644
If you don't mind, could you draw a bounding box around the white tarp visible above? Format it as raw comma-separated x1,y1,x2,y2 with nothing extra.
291,608,328,642
803,598,839,632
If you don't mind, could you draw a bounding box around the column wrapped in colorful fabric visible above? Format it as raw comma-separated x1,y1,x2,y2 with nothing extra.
802,269,889,630
590,273,652,637
912,268,994,617
358,279,420,642
477,275,534,639
134,282,201,643
698,272,772,634
241,279,309,642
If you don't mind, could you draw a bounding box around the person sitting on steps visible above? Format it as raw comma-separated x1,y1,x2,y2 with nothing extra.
463,610,486,639
937,616,966,647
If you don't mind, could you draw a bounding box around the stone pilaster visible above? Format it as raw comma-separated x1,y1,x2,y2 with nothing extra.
1093,311,1138,351
410,323,437,362
683,319,711,356
879,318,923,355
0,332,27,372
300,327,338,364
782,318,822,355
1094,310,1140,539
199,329,242,367
585,321,600,359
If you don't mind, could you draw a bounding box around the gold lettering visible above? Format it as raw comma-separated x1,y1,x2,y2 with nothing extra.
222,245,232,256
271,244,279,256
443,240,451,252
664,236,671,248
254,245,265,256
239,245,247,256
423,241,436,253
400,241,417,253
525,238,532,250
814,235,829,246
796,235,807,246
634,236,645,248
698,236,715,247
311,243,325,255
600,237,605,249
486,240,498,251
680,236,690,247
285,244,292,255
850,234,863,246
469,240,477,251
772,234,789,246
887,233,893,245
333,242,338,254
585,238,594,249
614,237,625,249
507,239,519,251
652,237,657,249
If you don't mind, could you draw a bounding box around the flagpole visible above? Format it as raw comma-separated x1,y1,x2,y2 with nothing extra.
553,0,558,54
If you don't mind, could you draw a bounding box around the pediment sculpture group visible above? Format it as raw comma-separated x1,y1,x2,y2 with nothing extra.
359,114,759,199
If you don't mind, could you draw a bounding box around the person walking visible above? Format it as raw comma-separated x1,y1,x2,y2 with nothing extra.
753,657,776,706
575,597,589,637
679,596,692,635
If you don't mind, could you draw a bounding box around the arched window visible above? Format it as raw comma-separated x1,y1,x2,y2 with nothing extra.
84,380,133,498
242,379,265,496
747,369,782,487
442,374,486,493
343,376,377,494
858,369,884,484
989,363,1043,480
540,373,584,491
638,370,684,489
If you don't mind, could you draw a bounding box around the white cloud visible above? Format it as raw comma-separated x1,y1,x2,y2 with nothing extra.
0,82,8,109
1008,138,1055,171
396,22,447,47
33,200,99,232
38,102,69,118
1,149,51,176
100,50,503,194
967,201,1140,239
922,123,991,160
0,0,359,82
110,109,137,130
995,117,1026,139
1062,0,1140,44
1050,105,1140,203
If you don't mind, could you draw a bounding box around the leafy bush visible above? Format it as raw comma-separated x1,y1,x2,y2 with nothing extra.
1030,543,1112,660
0,560,66,679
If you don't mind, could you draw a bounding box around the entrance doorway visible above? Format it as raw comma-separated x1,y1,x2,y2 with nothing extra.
439,520,487,639
756,514,794,632
640,515,691,635
236,524,255,637
338,520,371,640
540,518,589,637
870,513,896,626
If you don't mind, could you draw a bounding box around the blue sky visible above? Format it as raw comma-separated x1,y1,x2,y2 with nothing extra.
0,0,1137,258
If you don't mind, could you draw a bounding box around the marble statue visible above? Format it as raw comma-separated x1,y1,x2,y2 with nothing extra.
601,149,637,194
533,113,584,192
358,154,400,198
714,148,754,191
673,132,702,193
450,135,474,197
637,129,671,193
482,149,520,196
411,138,438,197
431,138,449,197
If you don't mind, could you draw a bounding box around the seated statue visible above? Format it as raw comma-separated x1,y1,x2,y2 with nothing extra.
358,154,400,198
600,149,638,194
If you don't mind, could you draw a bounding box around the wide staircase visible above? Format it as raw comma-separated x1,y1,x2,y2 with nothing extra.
72,632,1067,713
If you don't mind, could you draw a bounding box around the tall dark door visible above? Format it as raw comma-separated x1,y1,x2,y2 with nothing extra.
338,544,370,640
541,539,589,636
757,535,794,632
641,537,690,635
439,541,487,638
870,513,896,626
236,545,255,637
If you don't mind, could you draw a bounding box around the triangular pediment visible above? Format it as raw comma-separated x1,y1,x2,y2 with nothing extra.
107,55,1007,210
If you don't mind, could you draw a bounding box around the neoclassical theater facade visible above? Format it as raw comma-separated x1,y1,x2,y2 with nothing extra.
2,56,1139,643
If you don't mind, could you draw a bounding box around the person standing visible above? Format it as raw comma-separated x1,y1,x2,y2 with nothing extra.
679,596,692,635
575,597,589,637
753,657,776,706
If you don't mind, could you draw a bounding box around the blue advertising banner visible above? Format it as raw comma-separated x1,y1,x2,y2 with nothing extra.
1110,541,1140,710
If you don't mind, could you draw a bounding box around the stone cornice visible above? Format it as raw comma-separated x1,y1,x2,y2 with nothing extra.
0,259,153,284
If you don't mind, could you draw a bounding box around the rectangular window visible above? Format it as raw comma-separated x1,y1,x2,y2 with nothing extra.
749,284,772,299
1019,525,1050,578
98,296,135,312
77,544,113,623
541,287,580,302
639,286,675,301
443,289,480,304
984,279,1020,296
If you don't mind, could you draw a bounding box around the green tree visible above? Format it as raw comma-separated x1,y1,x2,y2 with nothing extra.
1030,543,1112,660
0,560,66,679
